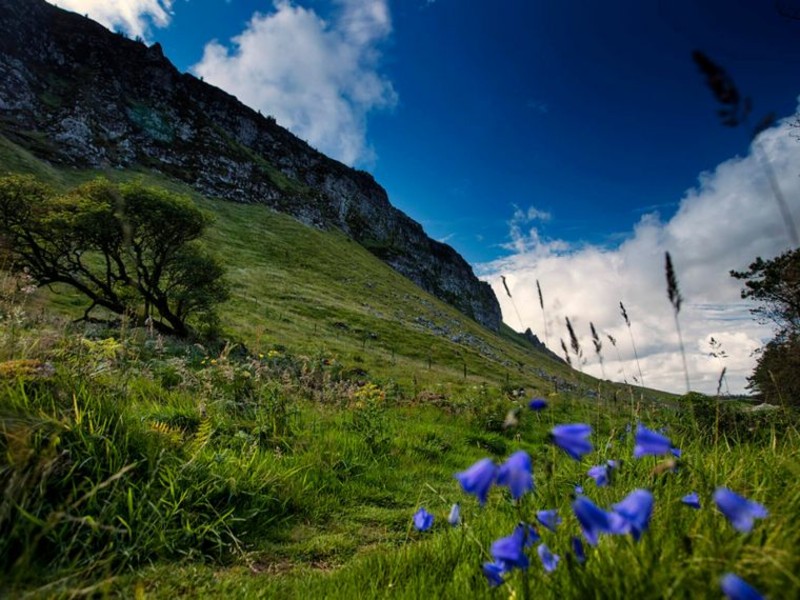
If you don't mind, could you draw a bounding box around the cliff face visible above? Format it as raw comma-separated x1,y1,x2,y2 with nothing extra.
0,0,502,331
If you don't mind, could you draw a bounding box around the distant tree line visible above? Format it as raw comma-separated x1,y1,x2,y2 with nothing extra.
0,175,228,337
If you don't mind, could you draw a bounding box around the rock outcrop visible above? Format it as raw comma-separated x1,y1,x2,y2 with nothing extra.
0,0,502,331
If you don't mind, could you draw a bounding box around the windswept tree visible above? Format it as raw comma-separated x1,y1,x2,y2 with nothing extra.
0,175,228,337
731,248,800,403
731,248,800,340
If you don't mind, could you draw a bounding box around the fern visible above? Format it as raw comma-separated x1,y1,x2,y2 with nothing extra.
188,415,213,457
148,420,183,445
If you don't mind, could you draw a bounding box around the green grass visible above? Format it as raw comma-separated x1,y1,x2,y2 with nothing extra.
1,134,797,599
117,402,800,600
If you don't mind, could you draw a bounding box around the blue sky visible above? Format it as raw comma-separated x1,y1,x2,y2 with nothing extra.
53,0,800,394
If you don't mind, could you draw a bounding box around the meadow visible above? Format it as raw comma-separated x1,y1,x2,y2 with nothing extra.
1,135,798,598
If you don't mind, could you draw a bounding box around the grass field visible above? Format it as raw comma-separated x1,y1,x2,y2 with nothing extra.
1,135,796,599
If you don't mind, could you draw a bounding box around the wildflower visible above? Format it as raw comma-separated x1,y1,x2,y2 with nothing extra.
681,492,701,509
455,458,496,506
537,543,560,573
517,522,540,547
713,488,768,533
588,465,610,487
607,459,619,469
536,509,561,532
551,423,593,460
482,562,506,587
497,451,533,500
447,503,461,526
528,397,548,411
491,526,529,570
612,489,654,541
571,536,586,564
633,424,674,458
413,507,434,531
572,496,626,546
720,573,764,600
574,484,584,495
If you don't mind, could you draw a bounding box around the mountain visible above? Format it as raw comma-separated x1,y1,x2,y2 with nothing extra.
0,0,502,332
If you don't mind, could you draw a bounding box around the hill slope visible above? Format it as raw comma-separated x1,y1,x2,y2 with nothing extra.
0,132,578,395
0,0,501,331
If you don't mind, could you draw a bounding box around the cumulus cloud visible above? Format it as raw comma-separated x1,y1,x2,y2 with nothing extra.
53,0,172,39
478,109,800,395
193,0,397,167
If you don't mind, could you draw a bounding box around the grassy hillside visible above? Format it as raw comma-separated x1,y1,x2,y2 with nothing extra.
2,135,797,599
0,132,624,397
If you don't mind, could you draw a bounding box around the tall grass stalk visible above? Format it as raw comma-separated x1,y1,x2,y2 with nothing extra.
559,339,571,367
692,50,800,247
590,322,606,380
665,251,690,393
564,317,583,374
619,301,644,388
606,334,627,384
536,280,550,349
500,275,525,331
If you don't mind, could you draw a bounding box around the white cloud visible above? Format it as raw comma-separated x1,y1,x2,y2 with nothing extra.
52,0,172,39
507,205,555,254
478,108,800,395
193,0,397,167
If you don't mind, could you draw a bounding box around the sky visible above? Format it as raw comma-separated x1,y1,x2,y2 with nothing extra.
51,0,800,395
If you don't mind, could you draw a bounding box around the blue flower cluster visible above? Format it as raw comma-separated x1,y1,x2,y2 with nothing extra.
412,413,769,597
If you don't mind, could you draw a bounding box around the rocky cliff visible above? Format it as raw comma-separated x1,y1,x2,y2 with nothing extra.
0,0,502,331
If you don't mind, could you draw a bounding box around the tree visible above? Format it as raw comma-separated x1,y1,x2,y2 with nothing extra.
731,248,800,403
749,335,800,405
730,248,800,342
0,175,228,336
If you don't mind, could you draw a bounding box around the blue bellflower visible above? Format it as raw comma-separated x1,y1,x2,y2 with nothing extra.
572,496,626,546
517,522,540,547
720,573,764,600
634,424,674,458
482,562,506,587
681,492,701,509
571,536,586,564
714,488,768,534
588,465,610,487
536,509,562,532
551,423,593,460
490,526,529,571
528,397,548,411
612,489,654,541
455,458,497,506
497,450,533,500
413,507,434,531
537,543,560,573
